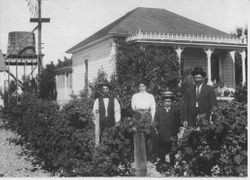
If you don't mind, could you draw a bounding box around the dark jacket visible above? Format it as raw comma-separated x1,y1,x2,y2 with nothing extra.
98,97,115,133
183,83,217,126
155,106,180,142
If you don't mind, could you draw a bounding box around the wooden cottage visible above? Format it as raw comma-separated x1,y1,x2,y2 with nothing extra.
61,7,247,103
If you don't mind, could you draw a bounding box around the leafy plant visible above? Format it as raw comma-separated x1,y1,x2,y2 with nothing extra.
168,100,247,177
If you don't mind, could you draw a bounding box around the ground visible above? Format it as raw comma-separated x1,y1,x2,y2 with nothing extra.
0,119,51,177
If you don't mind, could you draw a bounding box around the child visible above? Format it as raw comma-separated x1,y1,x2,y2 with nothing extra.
154,91,180,165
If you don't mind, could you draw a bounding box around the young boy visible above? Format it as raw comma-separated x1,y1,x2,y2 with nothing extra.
154,91,180,165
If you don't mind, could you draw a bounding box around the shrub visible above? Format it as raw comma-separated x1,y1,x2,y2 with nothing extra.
39,62,57,100
234,83,247,104
167,100,247,177
2,91,136,176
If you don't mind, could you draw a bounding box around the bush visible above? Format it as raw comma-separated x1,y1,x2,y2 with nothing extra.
234,83,247,104
167,100,247,177
39,62,57,100
2,91,137,176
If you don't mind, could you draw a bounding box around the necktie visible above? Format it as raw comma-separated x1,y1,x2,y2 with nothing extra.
196,86,200,108
196,86,200,100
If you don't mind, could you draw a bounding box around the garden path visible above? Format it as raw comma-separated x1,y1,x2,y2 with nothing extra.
0,118,51,177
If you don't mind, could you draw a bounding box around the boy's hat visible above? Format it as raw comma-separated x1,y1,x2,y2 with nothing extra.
98,81,111,88
162,91,174,99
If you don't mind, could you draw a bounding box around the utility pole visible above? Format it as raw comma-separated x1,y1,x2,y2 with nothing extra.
38,0,42,74
30,0,50,76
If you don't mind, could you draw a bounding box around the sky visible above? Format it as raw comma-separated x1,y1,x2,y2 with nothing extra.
0,0,248,66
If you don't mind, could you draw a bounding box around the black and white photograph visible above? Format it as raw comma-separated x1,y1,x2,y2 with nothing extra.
0,0,248,178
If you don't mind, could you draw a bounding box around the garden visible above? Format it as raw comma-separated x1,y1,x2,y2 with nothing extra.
0,38,247,177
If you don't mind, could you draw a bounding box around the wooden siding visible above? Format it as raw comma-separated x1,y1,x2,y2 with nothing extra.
72,63,85,94
182,48,207,71
220,52,235,88
72,38,115,95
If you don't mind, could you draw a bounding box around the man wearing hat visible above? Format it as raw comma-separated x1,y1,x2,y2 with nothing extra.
183,67,217,127
92,81,121,144
154,91,180,166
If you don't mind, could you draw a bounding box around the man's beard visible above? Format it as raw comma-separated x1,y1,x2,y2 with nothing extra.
103,93,109,98
195,81,203,86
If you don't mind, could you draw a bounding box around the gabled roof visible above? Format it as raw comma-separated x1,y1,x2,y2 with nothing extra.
66,7,232,53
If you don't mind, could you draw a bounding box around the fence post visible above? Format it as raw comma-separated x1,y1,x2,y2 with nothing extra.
95,111,100,146
133,130,147,176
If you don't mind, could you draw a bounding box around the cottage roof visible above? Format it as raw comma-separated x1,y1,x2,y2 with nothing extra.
66,7,232,53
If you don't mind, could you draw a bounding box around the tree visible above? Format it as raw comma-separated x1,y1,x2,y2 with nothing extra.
108,38,180,117
39,62,57,100
55,56,72,70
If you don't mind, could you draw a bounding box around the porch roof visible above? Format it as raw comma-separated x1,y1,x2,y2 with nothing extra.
126,30,247,49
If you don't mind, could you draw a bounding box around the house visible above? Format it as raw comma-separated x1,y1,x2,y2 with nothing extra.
62,7,247,103
55,61,73,106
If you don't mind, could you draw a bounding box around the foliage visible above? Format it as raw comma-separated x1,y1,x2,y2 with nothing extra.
55,57,72,70
110,38,180,116
2,91,137,176
39,62,57,100
234,83,247,104
166,100,247,177
89,69,109,99
71,120,135,177
22,76,38,94
1,80,17,108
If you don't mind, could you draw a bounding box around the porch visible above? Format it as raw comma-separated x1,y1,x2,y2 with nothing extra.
126,30,247,90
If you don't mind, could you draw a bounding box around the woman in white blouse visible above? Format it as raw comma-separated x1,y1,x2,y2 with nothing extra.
131,81,156,176
131,82,156,122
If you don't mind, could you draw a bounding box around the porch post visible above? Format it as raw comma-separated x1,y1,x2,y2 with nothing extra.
174,46,184,75
229,51,236,88
240,49,246,85
204,48,214,85
229,51,236,63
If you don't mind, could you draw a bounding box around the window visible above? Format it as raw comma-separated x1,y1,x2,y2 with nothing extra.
67,72,72,88
57,74,65,88
85,60,88,90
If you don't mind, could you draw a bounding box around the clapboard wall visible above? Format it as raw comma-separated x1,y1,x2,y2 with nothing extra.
71,38,116,95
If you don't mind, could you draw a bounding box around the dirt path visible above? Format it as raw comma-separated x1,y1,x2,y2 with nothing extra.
0,124,51,177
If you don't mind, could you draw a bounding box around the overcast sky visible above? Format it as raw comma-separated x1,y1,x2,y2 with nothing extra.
0,0,248,65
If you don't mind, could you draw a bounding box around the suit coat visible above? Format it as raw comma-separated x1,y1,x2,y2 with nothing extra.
155,106,180,142
183,83,217,126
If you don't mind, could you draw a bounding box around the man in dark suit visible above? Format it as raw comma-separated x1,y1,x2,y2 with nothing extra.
154,91,180,165
183,67,217,127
